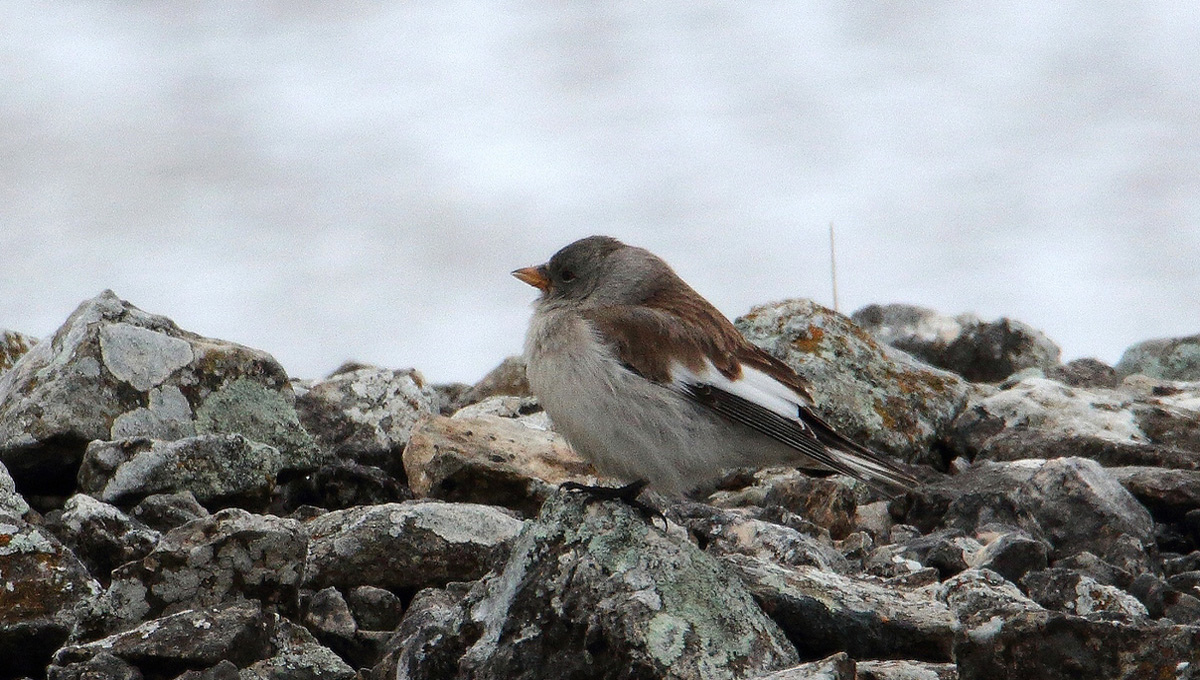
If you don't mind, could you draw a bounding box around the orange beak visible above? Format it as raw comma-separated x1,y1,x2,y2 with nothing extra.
512,265,551,292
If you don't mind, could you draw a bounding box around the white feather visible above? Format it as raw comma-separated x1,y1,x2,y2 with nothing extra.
669,360,807,419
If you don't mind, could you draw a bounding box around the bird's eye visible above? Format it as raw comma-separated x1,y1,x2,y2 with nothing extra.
559,269,576,282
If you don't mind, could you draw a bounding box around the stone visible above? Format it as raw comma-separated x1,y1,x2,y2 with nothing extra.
78,434,282,509
734,299,970,466
852,304,1061,383
0,513,103,678
294,366,441,474
52,493,160,583
82,508,306,637
304,587,357,641
708,468,861,540
670,503,848,573
46,651,144,680
303,500,523,592
290,460,410,511
1109,465,1200,522
51,601,275,675
937,568,1043,630
459,355,532,405
346,585,405,632
240,616,357,680
1116,333,1200,380
728,554,955,661
0,291,323,501
171,660,240,680
750,652,855,680
129,490,210,532
967,530,1049,584
855,660,959,680
1047,357,1119,389
403,411,592,517
0,329,37,376
379,492,799,680
1020,568,1148,619
0,459,29,516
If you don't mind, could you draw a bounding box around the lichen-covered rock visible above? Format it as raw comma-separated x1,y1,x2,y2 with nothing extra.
1116,333,1200,381
0,459,28,516
294,366,441,474
242,615,357,680
0,291,323,500
129,490,210,532
852,304,1061,383
1020,568,1148,620
82,508,306,637
46,650,144,680
966,530,1049,584
734,299,969,465
708,468,861,540
855,659,959,680
51,601,276,676
403,409,592,516
78,434,282,509
303,500,524,592
0,513,103,678
51,494,160,583
381,492,800,680
726,553,955,661
1109,465,1200,522
751,652,855,680
670,503,849,573
1047,357,1119,389
0,329,37,376
346,585,405,632
370,583,473,680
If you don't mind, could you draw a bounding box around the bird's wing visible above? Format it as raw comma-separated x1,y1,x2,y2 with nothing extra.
582,296,917,492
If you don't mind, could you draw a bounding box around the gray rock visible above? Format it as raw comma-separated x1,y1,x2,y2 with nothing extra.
288,460,410,511
172,660,240,680
305,587,357,640
728,553,955,661
242,615,356,680
670,503,849,573
459,355,532,406
129,490,210,532
708,468,861,540
380,492,799,680
0,513,103,678
304,500,523,592
294,366,441,474
51,601,275,675
1020,568,1148,619
0,459,28,516
852,304,1061,383
735,299,969,465
1053,551,1132,588
46,651,144,680
1047,357,1119,389
967,530,1049,583
0,329,37,376
937,568,1043,630
1127,573,1200,624
0,291,323,500
403,412,592,517
346,585,405,632
78,434,282,509
855,659,959,680
53,494,160,583
750,652,855,680
82,508,306,637
1116,333,1200,380
1110,465,1200,522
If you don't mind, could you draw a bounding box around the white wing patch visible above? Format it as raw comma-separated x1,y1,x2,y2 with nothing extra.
669,359,808,420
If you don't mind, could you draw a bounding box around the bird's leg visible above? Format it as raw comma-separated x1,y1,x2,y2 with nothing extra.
559,479,666,528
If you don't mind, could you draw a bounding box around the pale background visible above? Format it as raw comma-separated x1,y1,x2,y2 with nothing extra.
3,2,1198,383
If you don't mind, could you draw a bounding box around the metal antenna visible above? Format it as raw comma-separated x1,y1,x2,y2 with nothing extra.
829,222,840,312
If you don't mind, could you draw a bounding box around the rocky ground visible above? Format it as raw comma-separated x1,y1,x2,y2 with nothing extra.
2,291,1199,680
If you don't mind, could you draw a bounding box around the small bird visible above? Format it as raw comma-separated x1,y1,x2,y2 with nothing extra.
513,235,916,499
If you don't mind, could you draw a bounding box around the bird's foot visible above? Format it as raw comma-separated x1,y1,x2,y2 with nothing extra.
559,479,666,528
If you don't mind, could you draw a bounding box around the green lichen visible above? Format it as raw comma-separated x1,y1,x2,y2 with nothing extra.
194,378,325,471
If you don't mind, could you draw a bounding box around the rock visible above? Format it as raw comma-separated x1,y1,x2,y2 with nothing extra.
735,299,969,466
1127,573,1200,624
46,651,144,680
727,554,955,661
129,490,210,532
0,291,323,502
52,494,160,583
287,460,410,511
937,568,1043,630
0,513,103,678
1053,551,1132,588
346,585,405,632
855,659,959,680
379,492,799,680
708,468,860,540
403,411,592,517
1020,568,1148,619
948,377,1200,470
171,660,240,680
0,329,37,376
241,616,357,680
851,304,1061,383
967,530,1049,583
1109,465,1200,522
894,529,981,580
82,508,306,637
751,652,855,680
459,355,532,405
294,366,441,474
669,503,849,573
77,434,282,509
51,601,275,675
1047,358,1119,389
303,500,523,592
305,587,357,640
0,459,29,516
1116,333,1200,380
900,458,1154,565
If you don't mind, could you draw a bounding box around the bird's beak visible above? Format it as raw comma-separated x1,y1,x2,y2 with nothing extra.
512,265,551,292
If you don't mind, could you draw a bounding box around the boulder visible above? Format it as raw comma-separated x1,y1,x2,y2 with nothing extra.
0,329,37,376
51,494,160,584
1116,334,1200,380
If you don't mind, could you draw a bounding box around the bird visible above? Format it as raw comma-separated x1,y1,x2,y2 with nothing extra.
513,235,916,501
